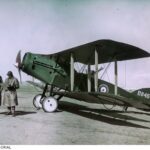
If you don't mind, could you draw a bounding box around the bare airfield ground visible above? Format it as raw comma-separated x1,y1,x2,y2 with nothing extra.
0,84,150,145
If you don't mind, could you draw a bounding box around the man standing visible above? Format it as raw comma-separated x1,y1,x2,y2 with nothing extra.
3,71,19,117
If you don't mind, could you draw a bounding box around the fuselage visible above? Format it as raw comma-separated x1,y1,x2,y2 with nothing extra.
21,52,150,108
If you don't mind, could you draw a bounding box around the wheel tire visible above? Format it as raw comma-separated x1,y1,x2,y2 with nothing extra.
33,94,44,109
42,97,58,113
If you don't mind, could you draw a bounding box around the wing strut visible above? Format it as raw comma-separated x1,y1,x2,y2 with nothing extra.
114,60,118,95
94,49,98,92
87,64,91,92
70,53,74,91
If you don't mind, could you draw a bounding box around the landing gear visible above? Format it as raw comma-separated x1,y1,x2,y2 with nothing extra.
33,84,61,113
33,94,44,109
42,97,58,113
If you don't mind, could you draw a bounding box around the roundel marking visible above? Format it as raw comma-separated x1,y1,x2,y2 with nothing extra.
99,84,109,93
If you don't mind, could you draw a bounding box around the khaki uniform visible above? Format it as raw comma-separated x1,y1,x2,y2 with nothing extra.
3,77,19,107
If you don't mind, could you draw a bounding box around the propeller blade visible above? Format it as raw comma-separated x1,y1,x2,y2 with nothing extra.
15,50,22,83
15,50,21,68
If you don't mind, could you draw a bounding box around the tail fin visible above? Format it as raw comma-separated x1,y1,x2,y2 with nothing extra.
132,88,150,100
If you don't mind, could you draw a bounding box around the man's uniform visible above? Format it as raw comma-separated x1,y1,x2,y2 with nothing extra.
3,71,19,116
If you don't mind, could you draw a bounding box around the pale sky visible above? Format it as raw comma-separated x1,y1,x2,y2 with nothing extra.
0,0,150,89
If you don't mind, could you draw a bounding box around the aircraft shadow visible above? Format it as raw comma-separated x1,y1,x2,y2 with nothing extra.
0,111,37,116
59,101,150,129
87,109,150,122
97,109,150,117
125,111,150,116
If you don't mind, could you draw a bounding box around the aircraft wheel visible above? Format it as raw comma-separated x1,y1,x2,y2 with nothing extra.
42,97,58,113
33,94,44,109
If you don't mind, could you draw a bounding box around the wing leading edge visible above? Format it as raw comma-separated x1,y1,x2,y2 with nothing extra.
48,39,150,65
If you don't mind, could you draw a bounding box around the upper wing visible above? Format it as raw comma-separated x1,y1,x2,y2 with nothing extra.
53,91,150,110
46,39,150,65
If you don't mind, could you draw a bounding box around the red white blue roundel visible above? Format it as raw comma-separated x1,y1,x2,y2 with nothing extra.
99,84,109,93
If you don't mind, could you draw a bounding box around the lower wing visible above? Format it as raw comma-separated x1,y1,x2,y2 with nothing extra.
53,91,150,111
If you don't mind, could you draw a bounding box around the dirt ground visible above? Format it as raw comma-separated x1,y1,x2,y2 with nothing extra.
0,84,150,145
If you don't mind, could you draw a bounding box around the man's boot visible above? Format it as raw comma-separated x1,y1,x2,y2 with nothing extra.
6,107,12,115
12,106,15,117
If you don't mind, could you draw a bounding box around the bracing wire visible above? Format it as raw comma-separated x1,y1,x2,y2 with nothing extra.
100,62,112,79
106,70,110,82
100,64,110,82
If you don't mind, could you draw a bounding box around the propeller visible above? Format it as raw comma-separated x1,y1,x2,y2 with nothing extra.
15,50,22,83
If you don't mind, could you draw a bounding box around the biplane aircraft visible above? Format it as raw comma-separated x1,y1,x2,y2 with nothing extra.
15,39,150,113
